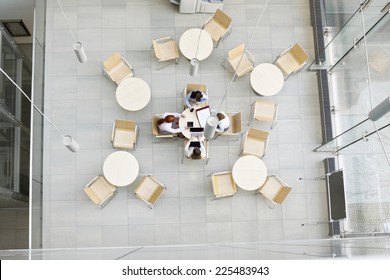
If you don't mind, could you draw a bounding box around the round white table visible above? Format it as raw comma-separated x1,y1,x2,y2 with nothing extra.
179,106,209,139
116,77,151,111
250,63,284,96
179,28,213,61
103,151,139,187
232,155,268,191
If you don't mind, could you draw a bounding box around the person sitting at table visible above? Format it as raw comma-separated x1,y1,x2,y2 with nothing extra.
215,111,230,133
184,139,206,159
158,112,186,135
184,90,208,108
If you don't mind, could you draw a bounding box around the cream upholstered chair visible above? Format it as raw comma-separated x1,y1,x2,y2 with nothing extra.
274,43,309,80
240,128,269,158
84,176,117,208
210,171,237,200
134,175,166,209
222,44,254,79
152,36,180,70
216,112,242,140
249,100,278,129
103,52,134,85
183,83,208,109
111,120,139,150
152,114,177,142
258,175,292,208
202,9,232,48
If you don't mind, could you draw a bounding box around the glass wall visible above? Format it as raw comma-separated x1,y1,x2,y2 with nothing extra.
310,0,390,234
0,29,31,201
0,20,31,250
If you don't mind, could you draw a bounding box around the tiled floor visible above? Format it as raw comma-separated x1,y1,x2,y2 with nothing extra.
42,0,330,250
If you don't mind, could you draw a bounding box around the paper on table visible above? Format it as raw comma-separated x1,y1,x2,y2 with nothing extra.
196,106,211,128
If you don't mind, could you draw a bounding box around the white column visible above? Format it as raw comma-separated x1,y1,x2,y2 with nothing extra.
204,115,219,140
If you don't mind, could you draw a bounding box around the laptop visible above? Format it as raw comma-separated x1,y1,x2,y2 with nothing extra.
189,141,201,148
190,127,204,138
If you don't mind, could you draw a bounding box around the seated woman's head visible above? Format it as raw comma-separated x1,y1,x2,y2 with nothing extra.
191,147,202,159
190,90,203,102
164,115,176,123
217,112,225,121
157,114,175,126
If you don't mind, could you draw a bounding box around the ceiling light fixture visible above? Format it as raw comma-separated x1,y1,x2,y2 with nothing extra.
56,0,87,63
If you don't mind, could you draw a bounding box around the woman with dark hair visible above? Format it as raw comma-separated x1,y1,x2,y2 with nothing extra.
184,139,206,159
157,112,186,135
184,90,208,108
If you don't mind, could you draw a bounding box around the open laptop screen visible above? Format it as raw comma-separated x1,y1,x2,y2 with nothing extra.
190,127,204,138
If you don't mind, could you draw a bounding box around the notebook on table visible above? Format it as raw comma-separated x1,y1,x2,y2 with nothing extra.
196,106,211,128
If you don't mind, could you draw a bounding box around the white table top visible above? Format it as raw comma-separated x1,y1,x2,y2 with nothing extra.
179,108,200,139
103,151,139,187
250,63,284,96
232,155,268,191
179,106,211,139
116,77,151,111
179,28,213,61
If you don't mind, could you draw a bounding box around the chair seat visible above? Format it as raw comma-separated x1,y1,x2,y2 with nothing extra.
228,55,254,77
135,176,165,204
242,136,266,157
212,173,236,197
204,21,226,42
259,176,280,200
254,102,276,121
84,177,116,205
108,63,133,84
156,41,179,61
274,52,300,76
259,176,292,204
113,128,135,149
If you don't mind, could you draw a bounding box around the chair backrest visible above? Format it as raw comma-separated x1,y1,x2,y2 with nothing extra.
225,112,242,134
259,176,291,204
290,43,309,64
103,52,122,71
115,119,136,131
247,128,269,142
213,9,232,29
152,40,162,59
152,115,161,136
228,44,245,61
186,84,207,94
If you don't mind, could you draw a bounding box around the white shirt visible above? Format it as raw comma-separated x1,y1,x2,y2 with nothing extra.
184,139,206,158
215,111,230,133
158,112,184,134
184,91,208,108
